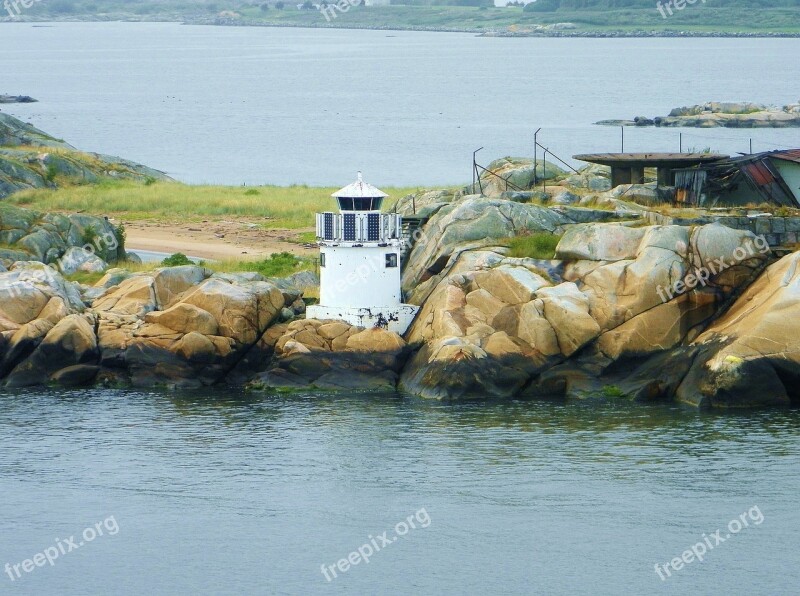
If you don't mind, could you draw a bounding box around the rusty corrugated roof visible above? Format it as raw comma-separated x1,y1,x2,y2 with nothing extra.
771,149,800,164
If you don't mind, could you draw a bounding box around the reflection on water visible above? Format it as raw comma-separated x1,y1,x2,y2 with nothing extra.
1,387,798,595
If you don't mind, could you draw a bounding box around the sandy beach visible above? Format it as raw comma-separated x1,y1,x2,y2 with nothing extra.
122,218,318,261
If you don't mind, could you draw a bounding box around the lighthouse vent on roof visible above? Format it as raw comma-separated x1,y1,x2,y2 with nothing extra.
332,171,389,199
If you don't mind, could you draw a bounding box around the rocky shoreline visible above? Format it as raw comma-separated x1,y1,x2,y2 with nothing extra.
2,175,799,408
2,15,799,37
597,101,800,128
198,17,800,37
2,120,800,408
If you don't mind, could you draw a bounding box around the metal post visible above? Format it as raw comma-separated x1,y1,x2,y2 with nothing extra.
533,127,541,183
543,150,548,193
473,147,484,196
472,152,476,193
679,133,682,153
749,138,753,154
621,126,624,152
473,147,484,195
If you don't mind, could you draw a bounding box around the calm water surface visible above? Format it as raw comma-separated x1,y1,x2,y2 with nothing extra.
0,387,798,594
1,23,799,185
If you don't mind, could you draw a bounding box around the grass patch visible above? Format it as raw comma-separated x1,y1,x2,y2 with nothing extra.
155,251,314,279
293,231,318,244
65,271,105,285
81,253,318,287
7,180,416,229
209,251,313,278
501,232,562,260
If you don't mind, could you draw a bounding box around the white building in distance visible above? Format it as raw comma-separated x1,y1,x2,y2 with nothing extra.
305,173,418,334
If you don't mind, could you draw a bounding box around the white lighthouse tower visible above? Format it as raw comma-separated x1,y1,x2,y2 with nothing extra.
306,173,419,334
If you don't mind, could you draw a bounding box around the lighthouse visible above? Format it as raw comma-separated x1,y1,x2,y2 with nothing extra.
305,173,419,334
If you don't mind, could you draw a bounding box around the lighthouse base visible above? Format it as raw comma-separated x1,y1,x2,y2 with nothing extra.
305,304,419,335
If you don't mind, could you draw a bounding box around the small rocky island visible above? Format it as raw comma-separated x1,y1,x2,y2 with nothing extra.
597,101,800,128
0,94,38,104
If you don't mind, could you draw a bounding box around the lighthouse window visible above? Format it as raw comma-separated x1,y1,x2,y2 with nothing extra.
385,253,398,268
337,197,385,211
320,253,325,267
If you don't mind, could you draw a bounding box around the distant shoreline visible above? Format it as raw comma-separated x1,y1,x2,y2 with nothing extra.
2,17,800,38
205,20,800,37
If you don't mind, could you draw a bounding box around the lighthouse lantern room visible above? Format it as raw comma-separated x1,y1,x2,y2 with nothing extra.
305,173,419,334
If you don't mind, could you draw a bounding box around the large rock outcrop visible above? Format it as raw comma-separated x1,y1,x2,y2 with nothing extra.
400,221,770,401
403,197,574,305
94,267,288,386
675,252,800,408
0,264,302,388
250,320,410,391
0,203,124,267
0,261,86,382
468,156,566,196
0,112,71,149
0,113,170,199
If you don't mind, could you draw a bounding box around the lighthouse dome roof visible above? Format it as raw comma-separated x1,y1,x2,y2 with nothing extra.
332,172,389,199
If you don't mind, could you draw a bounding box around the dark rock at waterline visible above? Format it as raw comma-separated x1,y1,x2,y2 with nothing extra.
249,319,411,392
0,95,37,104
50,364,101,387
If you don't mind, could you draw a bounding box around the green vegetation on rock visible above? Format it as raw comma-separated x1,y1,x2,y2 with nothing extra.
600,385,626,398
502,232,562,259
160,250,312,278
233,251,311,278
0,113,170,200
161,253,194,267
